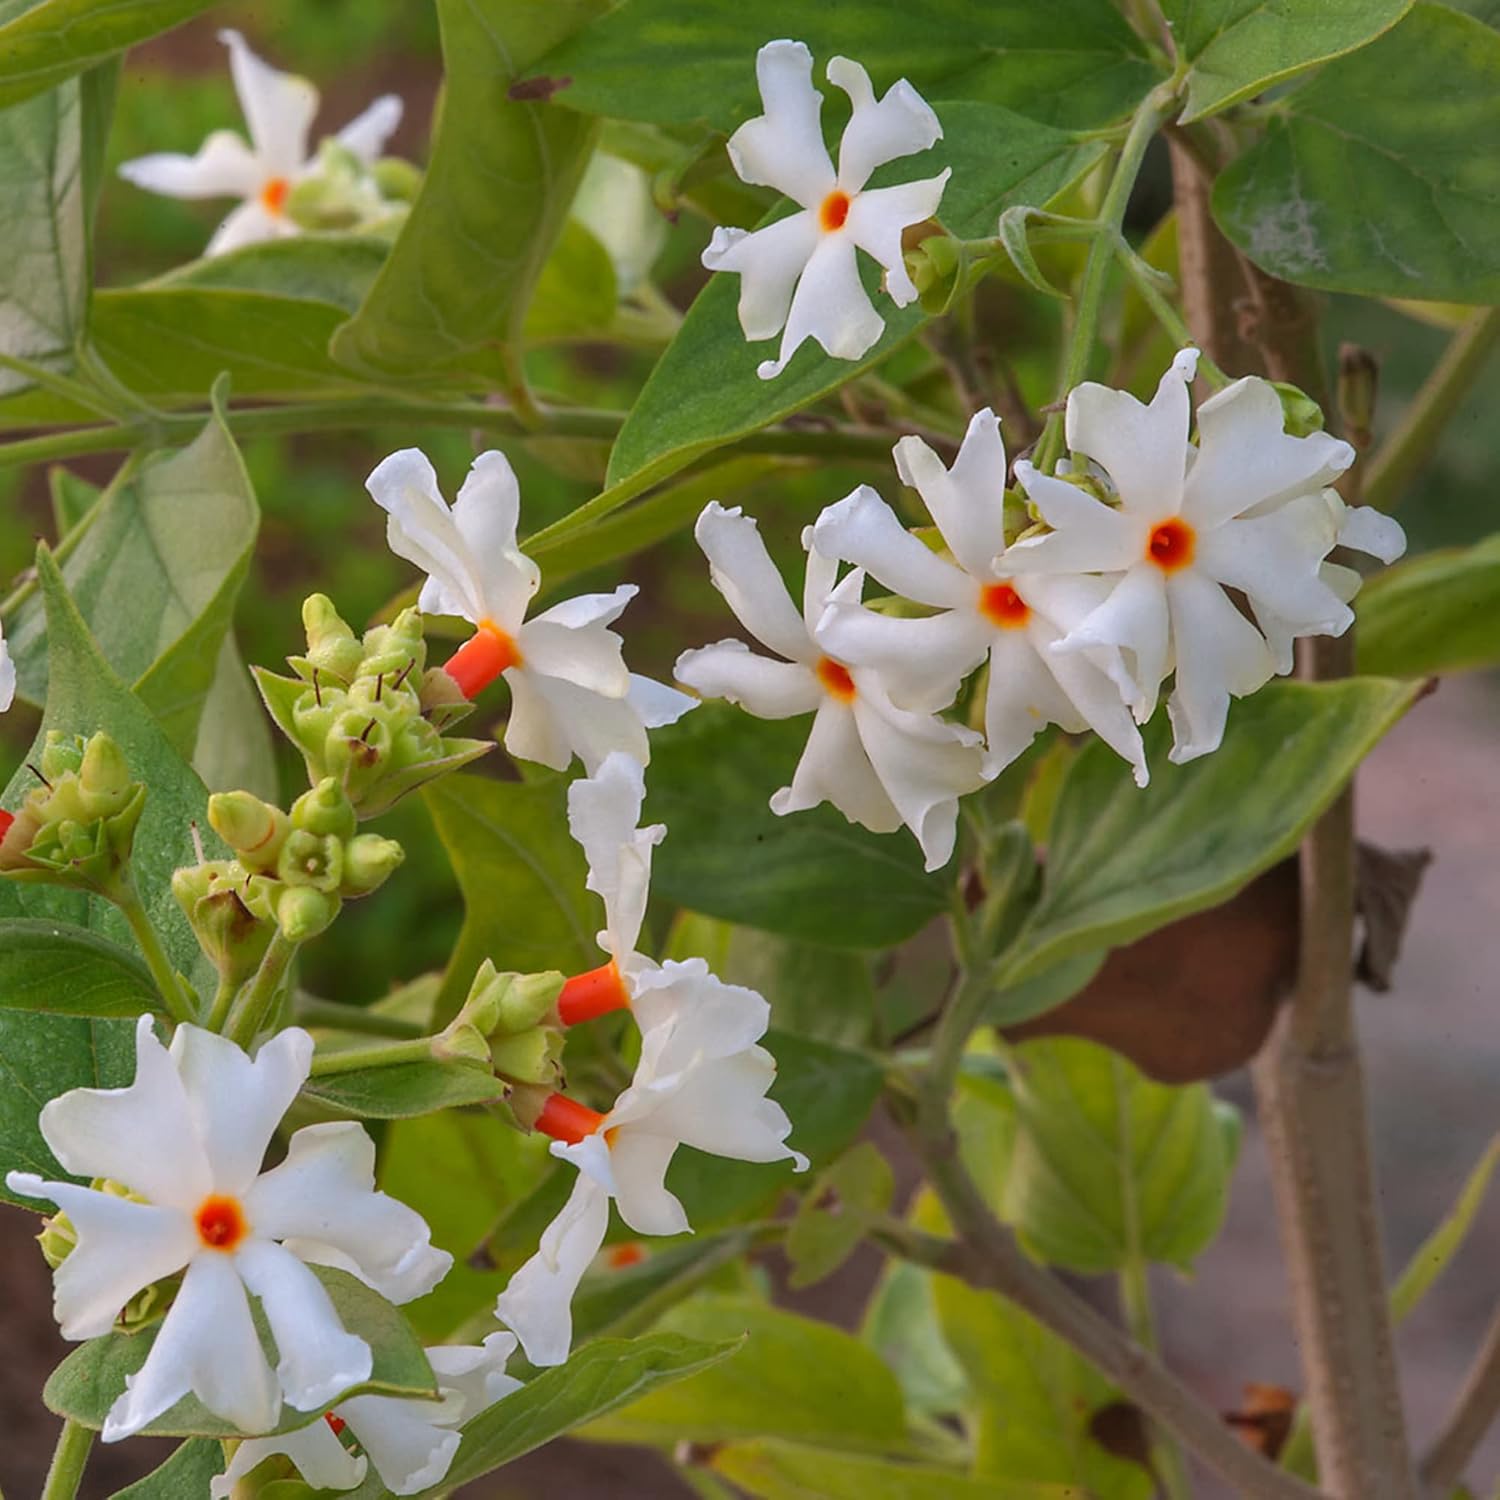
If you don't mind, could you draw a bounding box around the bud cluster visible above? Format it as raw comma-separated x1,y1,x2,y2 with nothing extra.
440,959,567,1097
254,595,490,818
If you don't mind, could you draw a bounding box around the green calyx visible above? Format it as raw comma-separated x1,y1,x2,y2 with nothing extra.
1272,380,1327,438
439,960,568,1089
171,859,277,986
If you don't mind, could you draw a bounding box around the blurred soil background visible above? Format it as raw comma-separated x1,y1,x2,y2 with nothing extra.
1,3,1496,1495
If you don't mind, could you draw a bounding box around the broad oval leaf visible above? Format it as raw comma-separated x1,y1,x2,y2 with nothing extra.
1213,4,1500,302
1000,678,1419,983
301,1058,508,1119
1164,0,1410,124
644,706,946,949
150,234,391,314
44,1264,437,1438
0,918,159,1017
109,1438,224,1497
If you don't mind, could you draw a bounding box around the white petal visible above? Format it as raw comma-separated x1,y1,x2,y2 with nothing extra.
675,641,822,719
529,584,634,633
568,751,662,963
494,1173,609,1367
630,962,772,1075
206,199,287,257
851,677,987,870
427,1331,521,1417
245,1123,451,1304
771,699,902,833
1007,464,1142,575
169,1024,312,1198
1183,375,1354,531
605,1131,689,1237
117,131,261,200
517,629,630,707
0,624,14,712
105,1252,279,1441
692,502,813,662
1052,564,1170,723
724,40,836,207
842,171,949,305
702,213,820,342
4,1175,195,1340
759,233,882,379
212,1420,365,1499
219,28,317,178
505,667,651,773
1165,571,1275,764
802,541,845,629
893,410,1008,578
1065,348,1198,517
628,672,697,728
451,451,541,626
341,1396,461,1494
335,95,403,164
812,485,973,608
828,57,943,194
1035,633,1149,788
814,600,988,713
236,1237,372,1411
1338,502,1406,563
981,632,1086,769
38,1013,210,1212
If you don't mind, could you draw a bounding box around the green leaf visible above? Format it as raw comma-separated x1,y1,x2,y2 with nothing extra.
150,234,390,314
643,705,946,949
785,1142,894,1289
49,463,100,532
0,1010,135,1207
0,0,216,110
0,547,225,992
0,76,85,398
583,1294,909,1453
987,948,1105,1027
367,1333,743,1497
301,1059,508,1119
601,103,1106,505
109,1438,223,1497
44,1264,436,1438
1390,1134,1500,1325
330,0,604,381
1000,678,1419,983
423,771,595,1023
989,1036,1237,1272
1164,0,1410,123
1356,532,1500,678
524,218,618,343
0,918,160,1016
860,1258,968,1418
6,405,260,756
1213,4,1500,302
191,634,280,800
713,1440,1076,1500
530,0,1157,132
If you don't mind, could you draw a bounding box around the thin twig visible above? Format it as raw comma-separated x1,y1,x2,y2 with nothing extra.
1419,1301,1500,1494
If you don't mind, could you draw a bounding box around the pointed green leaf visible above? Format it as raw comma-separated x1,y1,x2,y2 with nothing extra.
109,1438,224,1497
301,1059,508,1119
0,918,159,1016
860,1258,968,1418
786,1142,894,1289
192,633,280,800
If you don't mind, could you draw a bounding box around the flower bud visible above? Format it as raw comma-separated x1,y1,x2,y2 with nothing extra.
301,593,365,683
1272,381,1326,439
290,778,358,840
373,156,422,203
432,1017,494,1068
274,884,342,943
489,1026,566,1090
277,829,344,893
340,833,404,896
207,791,289,873
418,665,473,730
171,860,276,985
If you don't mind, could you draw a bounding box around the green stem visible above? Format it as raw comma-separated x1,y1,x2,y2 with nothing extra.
202,971,238,1033
115,884,196,1025
224,932,300,1049
0,352,127,422
1034,82,1181,473
1363,306,1500,514
308,1036,437,1077
1120,1256,1193,1499
40,1419,93,1500
292,995,426,1038
1114,245,1229,388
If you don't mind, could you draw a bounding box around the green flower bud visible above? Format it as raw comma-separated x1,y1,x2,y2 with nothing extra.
275,884,342,942
418,666,472,730
340,833,404,897
432,1017,494,1068
496,970,567,1035
207,791,289,873
373,156,422,203
171,860,276,985
290,778,357,840
1272,380,1326,439
277,829,344,893
360,608,425,679
489,1026,566,1090
301,593,365,684
323,709,394,801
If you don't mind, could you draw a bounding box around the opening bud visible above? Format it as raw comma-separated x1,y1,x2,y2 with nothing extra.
489,1026,566,1090
301,594,365,683
341,833,404,896
171,860,276,985
1271,381,1326,439
207,791,289,872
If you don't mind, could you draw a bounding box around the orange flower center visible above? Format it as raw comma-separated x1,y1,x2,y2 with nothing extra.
260,176,290,215
979,582,1031,629
195,1194,248,1251
819,190,851,232
534,1093,607,1145
0,809,14,841
608,1242,646,1269
444,619,523,699
557,960,631,1026
816,656,856,702
1146,518,1196,572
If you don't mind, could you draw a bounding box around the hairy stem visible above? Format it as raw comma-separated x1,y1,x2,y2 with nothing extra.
115,884,196,1025
224,932,300,1049
307,1036,438,1076
292,995,426,1038
1419,1300,1500,1493
40,1419,93,1500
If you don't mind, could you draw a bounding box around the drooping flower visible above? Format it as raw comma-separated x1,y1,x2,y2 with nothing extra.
118,29,402,256
7,1017,451,1441
702,40,950,379
366,448,694,773
675,503,987,871
1007,350,1405,762
211,1332,519,1497
812,410,1149,786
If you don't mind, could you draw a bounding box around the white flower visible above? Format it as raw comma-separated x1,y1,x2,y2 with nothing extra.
118,29,401,256
702,40,950,379
212,1332,519,1497
812,410,1149,786
0,617,13,712
6,1017,451,1441
675,503,987,871
366,448,694,773
1008,350,1404,763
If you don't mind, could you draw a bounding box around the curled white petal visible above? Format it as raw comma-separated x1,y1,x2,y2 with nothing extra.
1336,500,1407,564
212,1420,365,1498
814,601,988,714
568,751,663,964
335,94,403,164
118,131,262,201
693,502,813,663
702,213,821,342
842,171,949,306
674,640,822,719
725,40,835,207
811,484,972,610
759,232,882,378
219,28,318,178
892,409,1010,578
0,620,13,712
828,56,943,193
771,697,902,834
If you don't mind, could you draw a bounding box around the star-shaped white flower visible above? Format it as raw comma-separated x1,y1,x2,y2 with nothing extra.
702,39,950,379
367,448,695,773
212,1332,520,1497
6,1017,451,1441
675,503,987,871
812,410,1149,786
1007,350,1404,762
118,29,402,256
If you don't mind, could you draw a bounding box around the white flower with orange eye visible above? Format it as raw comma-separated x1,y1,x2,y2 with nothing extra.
702,39,950,379
6,1017,451,1442
811,410,1149,787
366,448,695,773
212,1333,519,1497
675,503,987,872
118,29,401,256
1007,350,1404,763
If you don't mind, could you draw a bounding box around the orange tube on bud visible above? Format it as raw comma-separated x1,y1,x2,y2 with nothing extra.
557,961,631,1026
534,1092,607,1144
0,809,13,841
443,621,522,699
